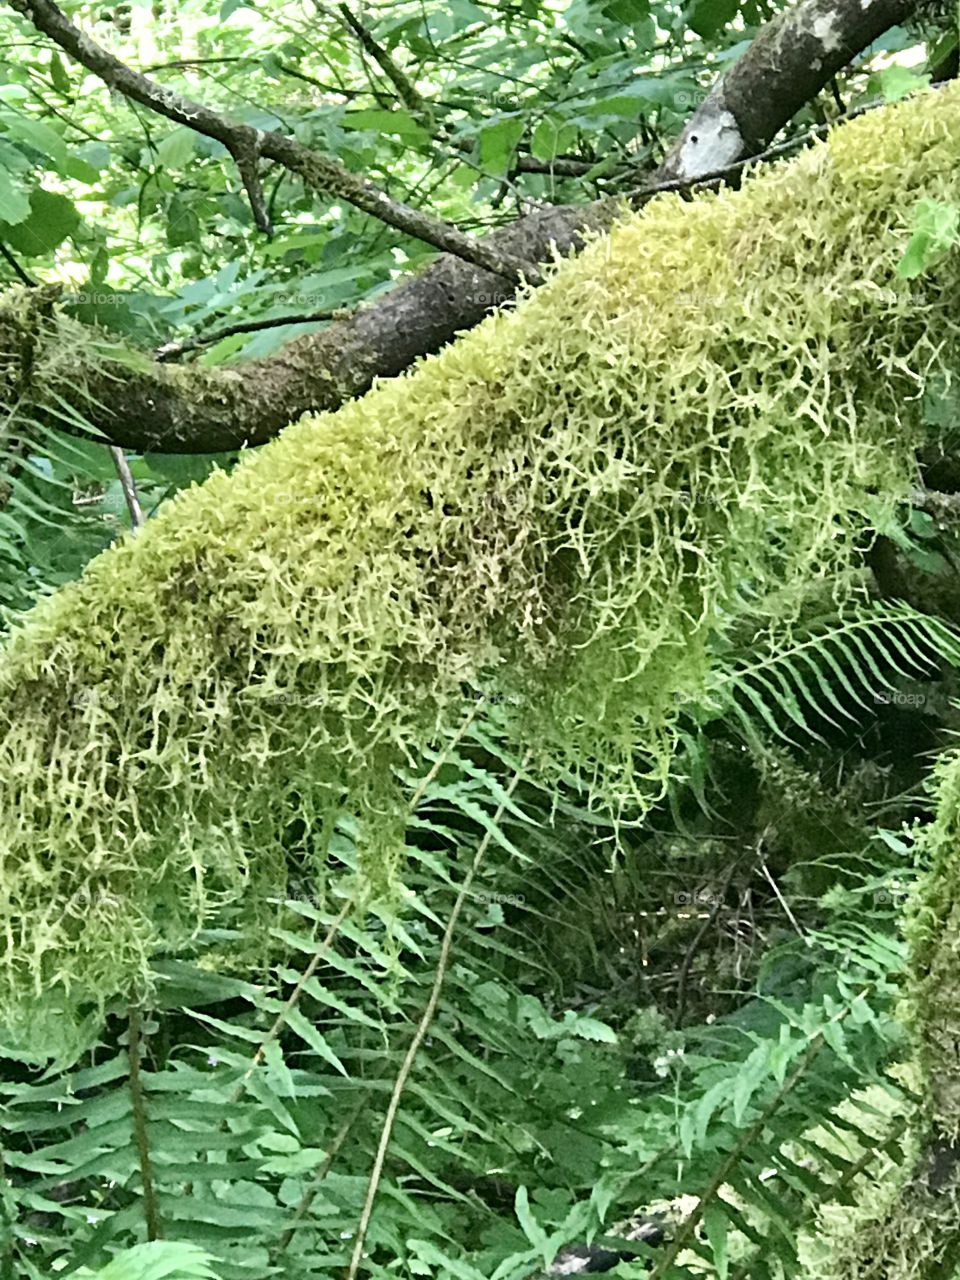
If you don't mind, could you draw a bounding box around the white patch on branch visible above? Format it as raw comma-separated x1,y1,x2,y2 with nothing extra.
674,103,744,180
812,12,843,52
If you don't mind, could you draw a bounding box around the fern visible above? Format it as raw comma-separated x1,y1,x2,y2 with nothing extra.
706,600,960,748
0,712,922,1280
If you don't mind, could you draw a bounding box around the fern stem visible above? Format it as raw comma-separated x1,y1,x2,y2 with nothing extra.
272,1100,366,1260
127,1003,161,1242
346,761,527,1280
231,897,352,1106
650,994,864,1280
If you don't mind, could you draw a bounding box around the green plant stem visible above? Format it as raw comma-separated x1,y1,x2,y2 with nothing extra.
346,760,527,1280
127,1003,161,1242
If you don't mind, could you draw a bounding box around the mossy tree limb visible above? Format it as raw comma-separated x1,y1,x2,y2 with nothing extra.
0,0,917,453
1,85,959,1037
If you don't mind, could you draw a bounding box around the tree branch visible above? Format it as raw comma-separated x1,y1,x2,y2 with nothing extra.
6,0,540,284
333,2,432,122
0,0,919,453
655,0,918,182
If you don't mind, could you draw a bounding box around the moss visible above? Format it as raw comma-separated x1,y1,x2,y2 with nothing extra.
803,1149,960,1280
3,85,960,1027
909,752,960,1137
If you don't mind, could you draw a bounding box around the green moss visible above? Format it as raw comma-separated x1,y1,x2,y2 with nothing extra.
3,86,960,1025
910,752,960,1137
803,1151,960,1280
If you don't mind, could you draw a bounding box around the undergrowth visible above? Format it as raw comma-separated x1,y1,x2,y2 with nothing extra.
3,87,960,1022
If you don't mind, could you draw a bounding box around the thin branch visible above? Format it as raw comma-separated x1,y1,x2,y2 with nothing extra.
331,4,598,183
127,1003,161,1242
759,857,808,942
0,242,36,287
674,856,745,1027
629,90,921,206
346,761,527,1280
155,309,337,362
109,446,144,530
333,3,431,121
0,0,921,453
7,0,540,284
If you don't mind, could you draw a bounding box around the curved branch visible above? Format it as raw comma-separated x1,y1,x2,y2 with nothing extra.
1,0,920,453
656,0,918,182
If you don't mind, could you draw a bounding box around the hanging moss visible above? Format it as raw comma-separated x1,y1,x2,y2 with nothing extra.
2,85,960,1028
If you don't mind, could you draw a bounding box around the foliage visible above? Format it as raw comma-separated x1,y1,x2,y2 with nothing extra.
2,87,960,1027
2,3,960,1277
0,705,925,1279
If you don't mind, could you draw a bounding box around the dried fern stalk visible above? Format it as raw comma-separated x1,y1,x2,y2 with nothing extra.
2,84,960,1026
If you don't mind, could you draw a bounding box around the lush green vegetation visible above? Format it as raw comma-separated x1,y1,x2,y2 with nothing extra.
2,2,960,1279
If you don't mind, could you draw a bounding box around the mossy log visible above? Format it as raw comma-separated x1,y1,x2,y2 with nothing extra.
2,86,960,1050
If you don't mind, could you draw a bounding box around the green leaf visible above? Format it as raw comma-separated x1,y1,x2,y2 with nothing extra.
0,188,79,254
408,1240,491,1280
478,118,525,174
0,111,69,172
686,0,739,39
342,108,431,144
156,127,197,167
703,1203,729,1280
530,116,577,164
77,1240,220,1280
515,1186,552,1264
50,53,71,95
166,193,201,247
897,198,960,279
0,176,30,226
874,65,930,104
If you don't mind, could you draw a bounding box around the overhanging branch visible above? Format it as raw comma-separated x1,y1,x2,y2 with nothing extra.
1,0,921,453
6,0,541,284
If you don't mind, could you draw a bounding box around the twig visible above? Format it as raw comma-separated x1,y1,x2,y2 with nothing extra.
759,857,808,942
346,760,527,1280
155,309,337,362
8,0,540,284
127,1003,161,1241
235,700,484,1107
0,241,36,287
334,3,431,122
109,445,144,530
674,855,745,1028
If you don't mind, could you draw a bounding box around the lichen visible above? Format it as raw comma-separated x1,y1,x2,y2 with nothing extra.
2,85,960,1027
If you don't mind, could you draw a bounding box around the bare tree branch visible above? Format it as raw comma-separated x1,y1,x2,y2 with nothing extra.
6,0,541,284
0,0,920,453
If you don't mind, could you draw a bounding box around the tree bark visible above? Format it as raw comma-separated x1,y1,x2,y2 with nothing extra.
1,0,920,452
656,0,918,182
